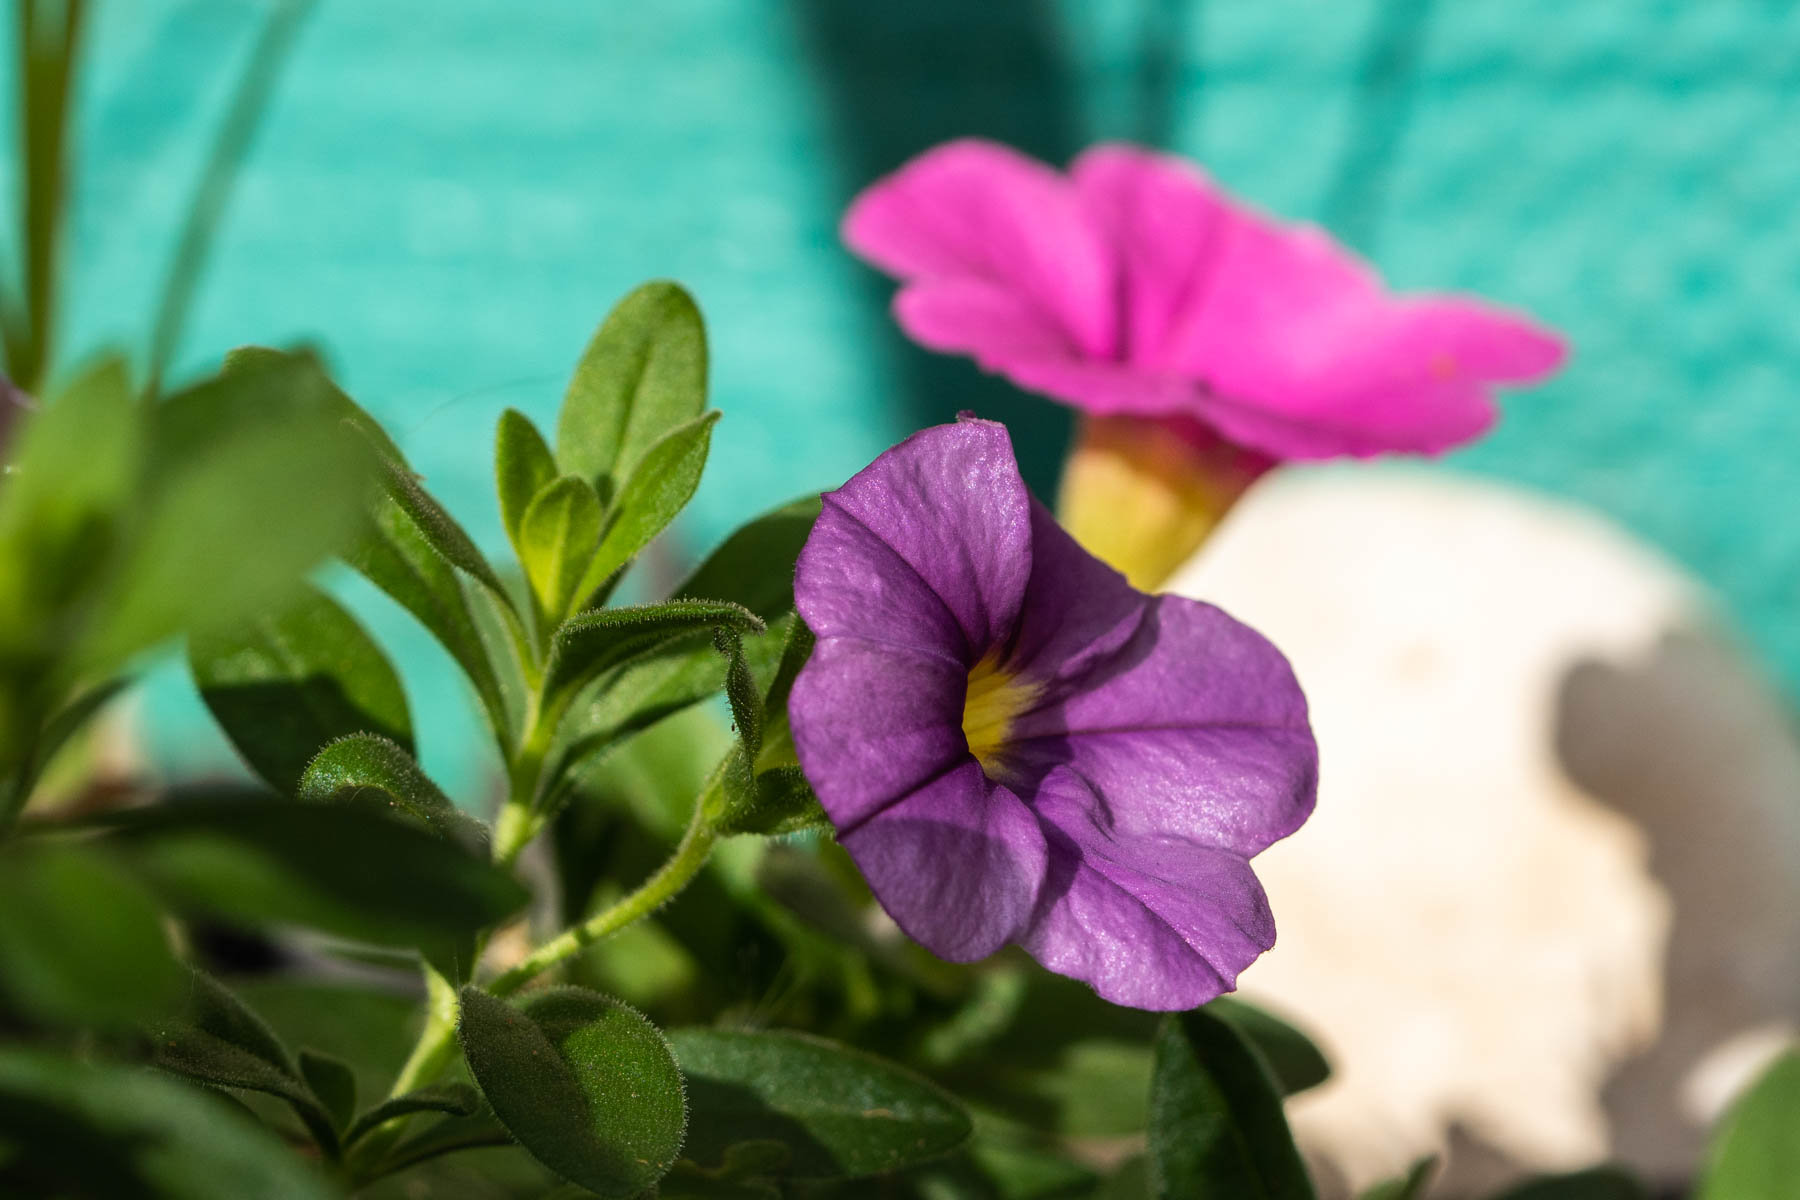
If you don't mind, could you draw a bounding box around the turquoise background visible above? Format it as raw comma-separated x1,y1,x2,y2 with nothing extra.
36,1,1800,800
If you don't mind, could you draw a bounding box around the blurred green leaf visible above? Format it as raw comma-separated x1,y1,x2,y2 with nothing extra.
1148,1008,1314,1200
108,798,528,980
344,1082,481,1149
1697,1051,1800,1200
150,969,339,1153
355,425,511,608
1360,1157,1436,1200
77,350,371,672
1208,996,1331,1097
190,582,412,793
1491,1166,1648,1199
669,1027,972,1182
232,978,417,1108
495,407,557,550
458,985,686,1197
556,280,707,503
300,1048,358,1132
0,1048,338,1199
0,841,181,1029
299,732,486,848
521,475,602,621
575,410,720,605
544,599,763,707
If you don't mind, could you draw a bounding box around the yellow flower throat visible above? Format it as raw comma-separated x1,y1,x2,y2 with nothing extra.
961,652,1038,778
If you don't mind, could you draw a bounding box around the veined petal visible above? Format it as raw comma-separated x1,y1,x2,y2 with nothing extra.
802,419,1033,657
1009,593,1317,858
843,139,1117,360
1002,501,1148,698
841,760,1049,962
789,636,968,831
1022,769,1275,1010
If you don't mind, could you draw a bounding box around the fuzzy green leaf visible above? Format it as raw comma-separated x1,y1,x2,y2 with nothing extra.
495,407,558,549
190,583,412,794
299,733,487,849
0,1049,338,1199
1208,997,1331,1097
556,280,707,502
149,970,338,1153
459,985,686,1197
353,423,511,608
669,1028,971,1182
0,843,182,1030
672,496,820,622
1697,1051,1800,1200
544,599,763,705
575,410,720,605
1148,1008,1315,1200
521,475,602,621
108,799,528,981
299,1049,358,1132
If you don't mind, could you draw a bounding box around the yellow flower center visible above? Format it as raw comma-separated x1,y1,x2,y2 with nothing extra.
961,652,1038,779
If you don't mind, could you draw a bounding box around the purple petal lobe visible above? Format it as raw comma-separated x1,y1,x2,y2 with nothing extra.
1021,770,1275,1010
1002,500,1149,699
789,636,968,831
1009,594,1317,858
800,420,1033,658
841,760,1049,962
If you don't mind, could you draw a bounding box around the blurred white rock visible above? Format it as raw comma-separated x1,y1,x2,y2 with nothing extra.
1165,465,1800,1196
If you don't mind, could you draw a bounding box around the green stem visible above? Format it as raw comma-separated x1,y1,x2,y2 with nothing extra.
348,963,458,1174
488,798,717,998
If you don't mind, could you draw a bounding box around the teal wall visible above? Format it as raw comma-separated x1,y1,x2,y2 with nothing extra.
33,0,1800,798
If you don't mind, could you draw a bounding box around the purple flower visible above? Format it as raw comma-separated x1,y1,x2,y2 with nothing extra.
788,418,1318,1009
844,139,1566,462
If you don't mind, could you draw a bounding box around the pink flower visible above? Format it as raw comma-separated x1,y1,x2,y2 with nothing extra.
843,140,1565,462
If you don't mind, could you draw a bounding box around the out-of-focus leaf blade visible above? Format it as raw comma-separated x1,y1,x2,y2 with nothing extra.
556,280,707,501
459,985,686,1197
190,583,412,793
669,1027,972,1182
299,733,486,849
496,407,557,549
1697,1051,1800,1200
1359,1157,1436,1200
672,496,819,624
343,1082,481,1148
1491,1166,1649,1199
0,1048,338,1199
1148,1008,1315,1200
299,1049,358,1133
1208,996,1331,1097
0,842,181,1029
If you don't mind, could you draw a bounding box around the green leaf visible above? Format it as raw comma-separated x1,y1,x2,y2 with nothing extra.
346,489,512,743
1697,1050,1800,1200
108,798,529,981
299,1049,359,1132
458,985,687,1197
520,475,602,620
77,349,373,672
1491,1166,1649,1199
343,1082,481,1148
0,842,182,1029
672,496,820,622
711,765,829,838
299,732,487,848
496,407,558,549
353,422,512,608
1148,1009,1315,1200
556,280,707,502
715,627,762,758
149,969,338,1153
669,1027,972,1182
190,583,413,794
1208,997,1331,1097
1359,1157,1436,1200
575,410,720,605
544,599,764,706
0,1048,338,1199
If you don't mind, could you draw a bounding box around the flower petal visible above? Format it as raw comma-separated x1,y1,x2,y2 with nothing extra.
789,636,968,831
843,139,1117,361
840,760,1049,962
1002,500,1149,697
800,419,1033,657
1009,593,1317,858
1022,769,1275,1009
